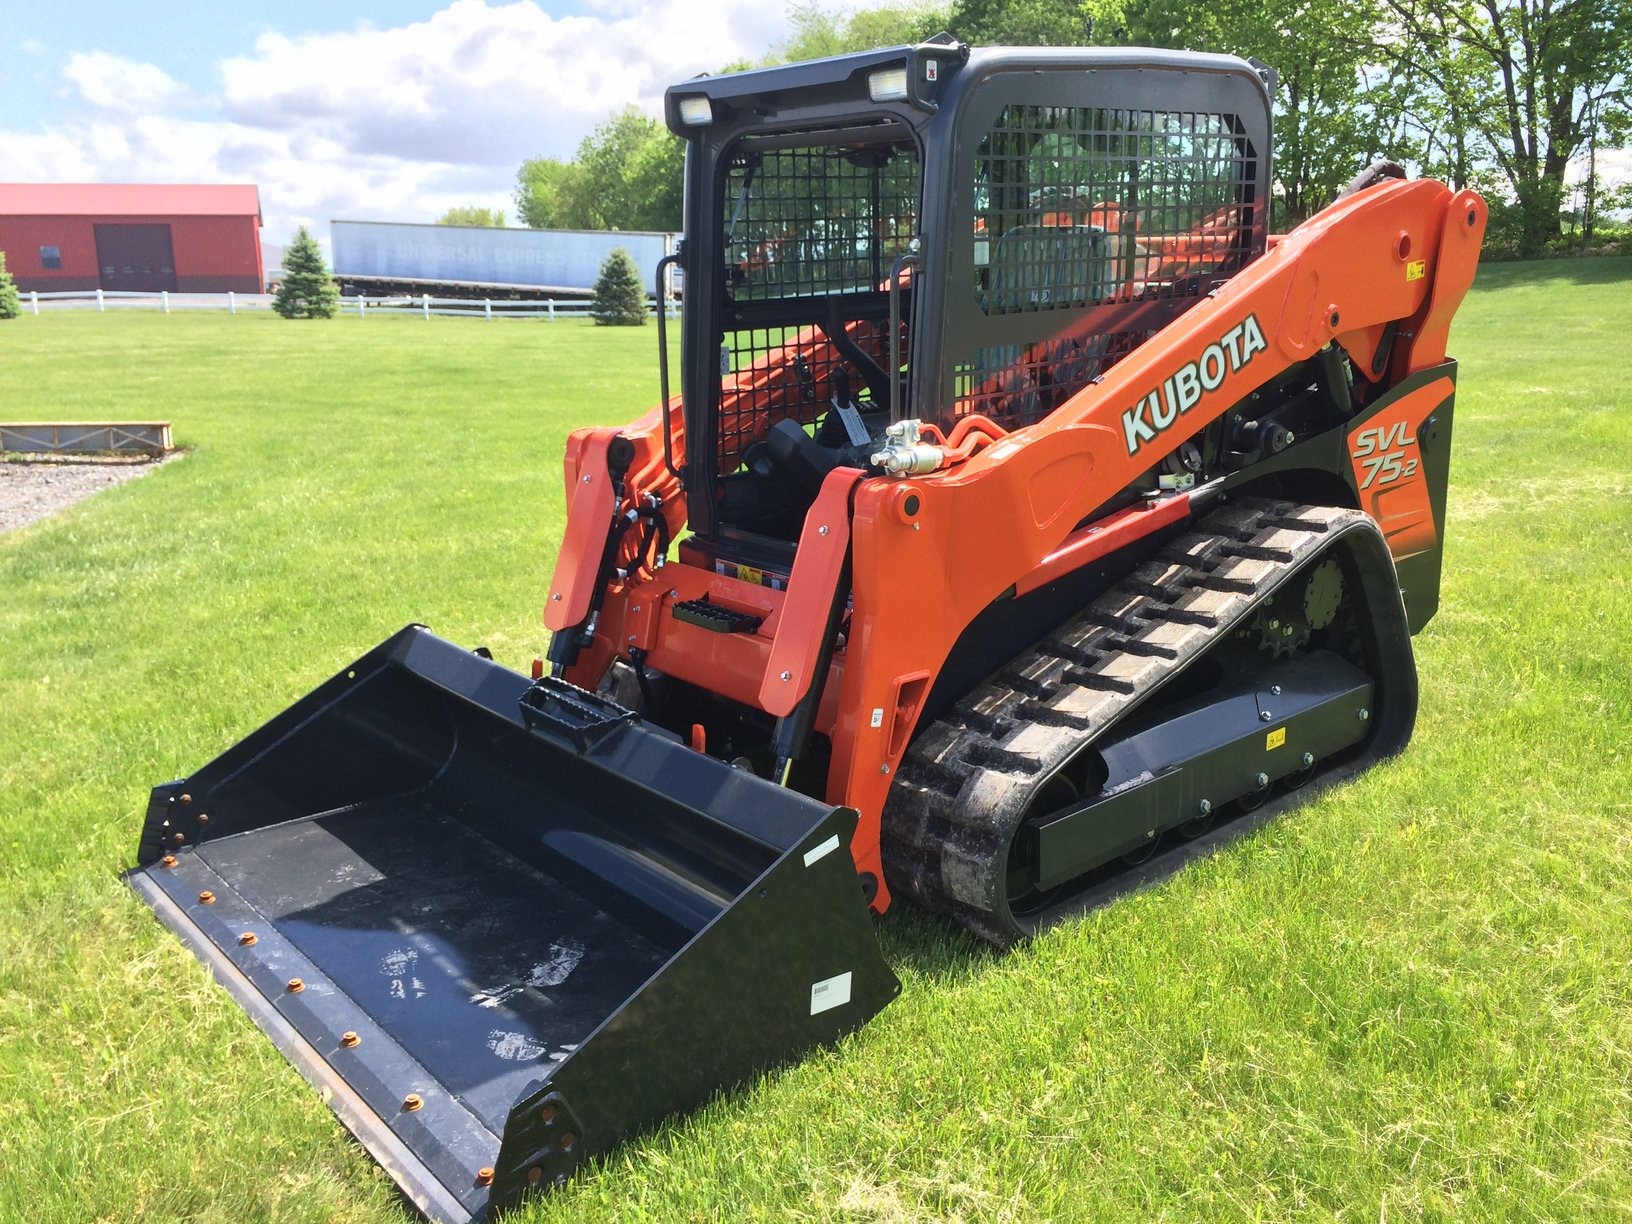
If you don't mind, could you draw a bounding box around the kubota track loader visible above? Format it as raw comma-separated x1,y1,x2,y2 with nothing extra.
130,41,1485,1221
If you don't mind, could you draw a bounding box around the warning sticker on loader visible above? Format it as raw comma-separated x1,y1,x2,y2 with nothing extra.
1406,259,1426,281
716,560,786,590
1266,726,1287,750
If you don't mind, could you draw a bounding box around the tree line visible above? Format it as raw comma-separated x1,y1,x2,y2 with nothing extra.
491,0,1627,258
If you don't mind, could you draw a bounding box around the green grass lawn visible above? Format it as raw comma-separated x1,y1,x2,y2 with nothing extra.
1,262,1629,1222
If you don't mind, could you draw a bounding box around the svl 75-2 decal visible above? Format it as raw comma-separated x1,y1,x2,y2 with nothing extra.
1351,420,1418,490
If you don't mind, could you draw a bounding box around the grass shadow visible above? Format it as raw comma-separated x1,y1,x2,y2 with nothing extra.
1472,253,1631,291
871,770,1354,981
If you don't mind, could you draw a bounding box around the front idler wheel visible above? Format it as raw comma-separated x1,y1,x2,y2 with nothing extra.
1002,775,1077,919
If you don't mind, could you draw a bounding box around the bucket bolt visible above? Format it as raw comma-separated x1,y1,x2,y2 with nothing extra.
475,1168,495,1187
198,891,215,905
238,932,257,946
287,978,305,993
1255,772,1270,788
403,1094,424,1112
339,1031,360,1048
160,855,178,868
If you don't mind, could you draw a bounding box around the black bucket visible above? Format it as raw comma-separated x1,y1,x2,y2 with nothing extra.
129,626,899,1221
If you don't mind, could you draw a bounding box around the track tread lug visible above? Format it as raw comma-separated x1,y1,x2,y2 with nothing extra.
1037,640,1107,666
1191,572,1258,594
966,743,1042,773
1061,666,1138,693
1222,542,1298,563
1113,638,1181,660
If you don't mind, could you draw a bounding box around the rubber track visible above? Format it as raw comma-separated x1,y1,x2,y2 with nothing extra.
881,498,1371,946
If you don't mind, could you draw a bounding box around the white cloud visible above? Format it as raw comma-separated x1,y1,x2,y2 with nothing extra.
1568,145,1631,188
0,110,511,245
63,51,189,111
217,0,842,164
1,0,884,243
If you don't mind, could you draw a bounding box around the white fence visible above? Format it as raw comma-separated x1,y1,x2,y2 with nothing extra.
19,289,673,321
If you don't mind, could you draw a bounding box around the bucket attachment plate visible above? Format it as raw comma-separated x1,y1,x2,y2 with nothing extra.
129,626,899,1221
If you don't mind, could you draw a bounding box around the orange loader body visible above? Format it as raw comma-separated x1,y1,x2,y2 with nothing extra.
547,175,1485,910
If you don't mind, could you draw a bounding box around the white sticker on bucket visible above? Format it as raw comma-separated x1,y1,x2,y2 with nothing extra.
803,834,841,867
809,971,853,1015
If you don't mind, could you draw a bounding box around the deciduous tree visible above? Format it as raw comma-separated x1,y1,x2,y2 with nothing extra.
436,206,507,227
513,157,587,228
950,0,1084,44
1079,0,1407,227
515,109,684,232
772,2,952,61
1374,0,1631,255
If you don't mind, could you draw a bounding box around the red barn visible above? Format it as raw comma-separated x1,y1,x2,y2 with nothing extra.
0,183,264,294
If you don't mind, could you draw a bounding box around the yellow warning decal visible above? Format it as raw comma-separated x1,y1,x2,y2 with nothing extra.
735,564,764,586
1266,726,1287,750
1406,259,1426,282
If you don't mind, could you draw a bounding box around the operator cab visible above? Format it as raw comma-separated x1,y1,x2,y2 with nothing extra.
664,42,1272,577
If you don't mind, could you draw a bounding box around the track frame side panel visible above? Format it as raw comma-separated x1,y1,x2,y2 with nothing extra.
882,498,1416,943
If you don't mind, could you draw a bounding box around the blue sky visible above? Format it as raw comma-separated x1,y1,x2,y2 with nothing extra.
0,1,844,242
6,4,458,129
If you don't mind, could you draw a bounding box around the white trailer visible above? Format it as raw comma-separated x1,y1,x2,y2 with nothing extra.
330,221,678,298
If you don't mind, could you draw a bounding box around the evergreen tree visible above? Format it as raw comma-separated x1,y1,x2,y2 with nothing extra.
272,226,339,320
590,247,647,326
0,251,20,321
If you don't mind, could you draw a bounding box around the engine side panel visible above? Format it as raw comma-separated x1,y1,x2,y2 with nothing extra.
1345,375,1455,632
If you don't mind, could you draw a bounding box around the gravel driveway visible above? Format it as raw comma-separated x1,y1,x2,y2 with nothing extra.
0,457,173,534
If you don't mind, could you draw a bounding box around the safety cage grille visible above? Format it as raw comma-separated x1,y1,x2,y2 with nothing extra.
957,104,1257,429
723,143,919,302
715,139,919,473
